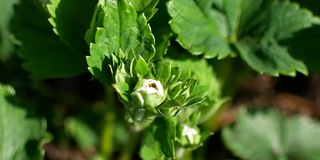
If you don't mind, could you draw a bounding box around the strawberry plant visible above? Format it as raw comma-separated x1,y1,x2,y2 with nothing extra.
1,0,320,159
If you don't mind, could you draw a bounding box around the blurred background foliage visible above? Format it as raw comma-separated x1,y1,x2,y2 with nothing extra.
1,0,320,160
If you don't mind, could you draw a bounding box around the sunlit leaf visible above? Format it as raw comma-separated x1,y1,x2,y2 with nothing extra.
128,0,159,20
87,0,156,84
135,56,150,77
0,84,47,160
167,0,233,59
167,0,317,76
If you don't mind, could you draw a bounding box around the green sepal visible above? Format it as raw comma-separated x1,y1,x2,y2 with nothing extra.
155,61,172,85
157,99,182,116
113,82,130,102
135,56,150,77
166,67,182,87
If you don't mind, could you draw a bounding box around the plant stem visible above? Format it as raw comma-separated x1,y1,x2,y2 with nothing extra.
176,147,193,160
119,131,142,160
101,86,116,159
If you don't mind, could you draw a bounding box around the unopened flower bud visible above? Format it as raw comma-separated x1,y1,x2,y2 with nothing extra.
181,125,201,145
131,79,165,110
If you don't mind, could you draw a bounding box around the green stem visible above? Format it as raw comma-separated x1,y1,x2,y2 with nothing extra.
176,147,193,160
119,131,142,160
101,86,116,159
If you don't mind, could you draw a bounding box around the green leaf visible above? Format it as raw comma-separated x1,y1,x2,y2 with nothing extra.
84,0,105,44
148,0,173,62
285,116,320,160
128,0,159,20
86,43,113,84
222,109,286,160
222,108,320,160
167,0,233,59
65,117,98,149
166,67,181,87
156,117,176,143
292,0,320,16
167,0,316,76
89,0,155,56
167,57,220,100
115,61,131,83
140,130,163,160
135,56,150,77
222,0,276,41
134,15,156,61
0,0,19,60
168,83,182,99
95,0,138,53
155,61,171,85
12,0,87,79
234,0,314,76
236,37,308,76
87,0,156,84
153,27,173,61
157,99,182,116
47,0,98,53
284,25,320,74
0,84,47,160
113,82,130,102
140,144,159,160
140,117,176,159
258,1,314,40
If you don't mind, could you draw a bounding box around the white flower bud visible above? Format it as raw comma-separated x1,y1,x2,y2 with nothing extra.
182,125,200,145
131,79,165,110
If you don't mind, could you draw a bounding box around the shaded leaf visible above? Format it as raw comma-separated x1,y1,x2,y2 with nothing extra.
258,1,315,40
236,37,308,76
153,27,173,61
0,0,19,60
47,0,98,53
149,0,173,61
284,25,320,74
223,0,276,41
12,0,87,79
